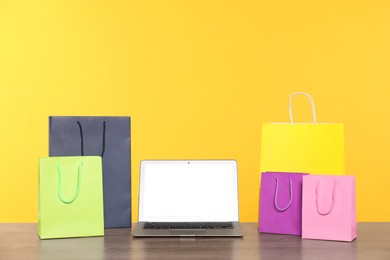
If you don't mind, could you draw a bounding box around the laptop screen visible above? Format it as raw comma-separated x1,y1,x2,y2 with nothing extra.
138,160,239,222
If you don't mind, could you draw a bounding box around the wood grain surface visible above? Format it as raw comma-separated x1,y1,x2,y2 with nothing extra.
0,223,389,260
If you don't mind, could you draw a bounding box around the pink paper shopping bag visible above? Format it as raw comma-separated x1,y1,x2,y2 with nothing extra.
302,175,357,242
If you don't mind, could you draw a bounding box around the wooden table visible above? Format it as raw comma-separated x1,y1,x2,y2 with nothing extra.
0,223,389,259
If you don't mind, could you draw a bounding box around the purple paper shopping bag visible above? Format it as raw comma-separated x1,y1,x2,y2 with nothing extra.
259,172,308,235
302,175,357,242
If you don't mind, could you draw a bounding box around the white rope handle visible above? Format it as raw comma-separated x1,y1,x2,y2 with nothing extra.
289,92,317,124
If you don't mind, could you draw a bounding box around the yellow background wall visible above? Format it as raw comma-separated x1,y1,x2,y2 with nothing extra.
1,1,389,222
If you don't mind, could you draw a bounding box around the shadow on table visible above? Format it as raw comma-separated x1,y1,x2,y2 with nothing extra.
129,237,238,260
256,232,357,260
39,236,104,260
300,238,357,260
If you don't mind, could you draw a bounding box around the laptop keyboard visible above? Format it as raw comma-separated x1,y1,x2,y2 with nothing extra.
143,222,234,230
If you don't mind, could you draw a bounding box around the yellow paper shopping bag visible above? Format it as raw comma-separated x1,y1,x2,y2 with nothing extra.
260,92,345,175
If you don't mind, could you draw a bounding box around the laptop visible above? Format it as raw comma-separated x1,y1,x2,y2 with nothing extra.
133,160,243,237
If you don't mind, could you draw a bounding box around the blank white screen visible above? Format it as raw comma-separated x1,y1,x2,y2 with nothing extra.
139,161,239,222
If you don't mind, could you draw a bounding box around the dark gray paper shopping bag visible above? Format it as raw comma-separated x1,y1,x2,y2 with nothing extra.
49,116,131,228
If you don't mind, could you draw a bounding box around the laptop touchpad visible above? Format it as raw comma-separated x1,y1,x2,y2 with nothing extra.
170,230,206,236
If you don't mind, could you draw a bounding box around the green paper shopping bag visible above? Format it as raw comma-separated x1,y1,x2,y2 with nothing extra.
38,156,104,239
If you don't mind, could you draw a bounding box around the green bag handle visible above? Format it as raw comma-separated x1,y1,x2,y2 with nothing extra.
57,162,84,204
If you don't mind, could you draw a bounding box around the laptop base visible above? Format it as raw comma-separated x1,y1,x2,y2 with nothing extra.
133,222,243,237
